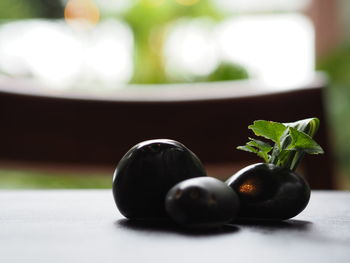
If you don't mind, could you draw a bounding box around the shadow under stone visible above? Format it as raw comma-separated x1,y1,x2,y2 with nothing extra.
116,218,240,237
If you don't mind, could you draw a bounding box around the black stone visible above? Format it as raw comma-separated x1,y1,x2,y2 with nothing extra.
226,163,310,220
113,139,207,219
165,177,240,228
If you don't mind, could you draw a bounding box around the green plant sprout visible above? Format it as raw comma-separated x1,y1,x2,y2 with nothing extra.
237,117,324,171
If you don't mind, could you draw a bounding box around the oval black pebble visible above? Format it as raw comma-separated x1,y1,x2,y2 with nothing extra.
165,177,240,228
226,163,310,220
113,139,207,219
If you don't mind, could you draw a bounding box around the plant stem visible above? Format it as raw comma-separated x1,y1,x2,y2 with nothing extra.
289,151,305,171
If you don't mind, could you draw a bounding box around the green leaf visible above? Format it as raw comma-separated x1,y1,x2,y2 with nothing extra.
284,117,320,138
237,138,272,163
281,117,322,170
237,145,258,154
247,138,272,153
256,151,270,163
286,127,324,154
248,120,287,148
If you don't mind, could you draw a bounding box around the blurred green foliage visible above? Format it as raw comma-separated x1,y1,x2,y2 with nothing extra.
180,62,249,83
0,0,63,19
318,44,350,173
207,62,249,82
122,0,231,84
0,169,111,189
318,44,350,84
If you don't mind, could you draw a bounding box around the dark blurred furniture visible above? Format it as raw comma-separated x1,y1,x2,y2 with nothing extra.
0,74,336,189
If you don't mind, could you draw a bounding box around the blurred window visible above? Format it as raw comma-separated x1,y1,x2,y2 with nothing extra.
0,0,315,89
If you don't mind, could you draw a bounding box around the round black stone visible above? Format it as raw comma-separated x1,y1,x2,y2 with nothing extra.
226,163,310,220
113,139,207,219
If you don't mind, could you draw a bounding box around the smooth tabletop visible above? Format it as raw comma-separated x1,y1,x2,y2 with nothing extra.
1,190,349,263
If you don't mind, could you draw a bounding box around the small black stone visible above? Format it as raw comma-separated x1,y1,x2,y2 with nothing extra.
165,177,240,228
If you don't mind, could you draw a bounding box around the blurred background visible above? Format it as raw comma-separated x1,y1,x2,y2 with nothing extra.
0,0,349,189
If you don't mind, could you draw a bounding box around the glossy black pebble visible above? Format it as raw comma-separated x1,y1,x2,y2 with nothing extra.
165,177,240,228
113,139,207,219
226,163,310,220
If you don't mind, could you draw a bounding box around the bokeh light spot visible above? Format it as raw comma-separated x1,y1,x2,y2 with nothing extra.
64,0,100,25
